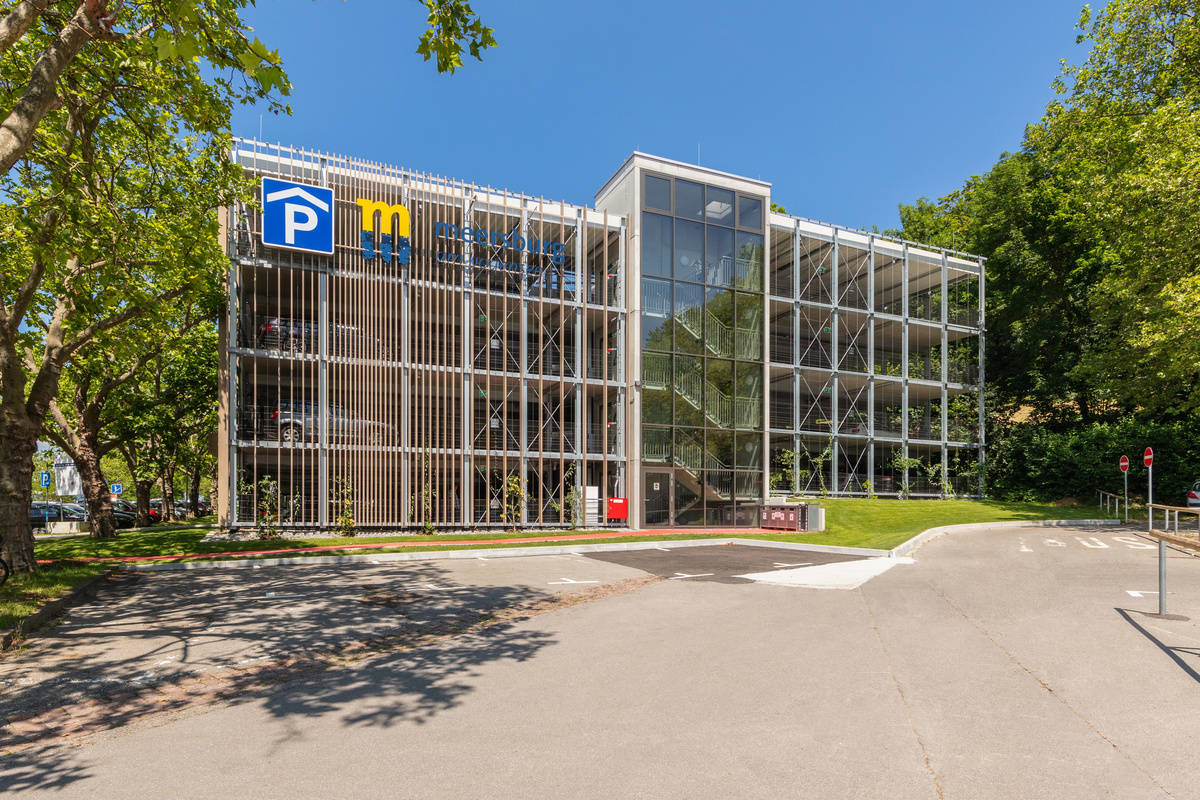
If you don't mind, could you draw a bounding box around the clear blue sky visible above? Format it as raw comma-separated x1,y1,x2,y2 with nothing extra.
234,0,1089,231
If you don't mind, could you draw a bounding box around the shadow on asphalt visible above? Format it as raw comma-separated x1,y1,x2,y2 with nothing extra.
1114,607,1200,683
0,561,560,792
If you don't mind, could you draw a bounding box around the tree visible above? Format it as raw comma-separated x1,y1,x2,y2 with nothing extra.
895,0,1200,498
0,1,497,573
43,301,216,537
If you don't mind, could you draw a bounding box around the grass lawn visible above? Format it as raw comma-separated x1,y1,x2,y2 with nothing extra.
743,498,1113,550
0,562,109,632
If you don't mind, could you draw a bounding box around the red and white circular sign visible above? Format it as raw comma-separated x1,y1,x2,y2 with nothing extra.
1144,447,1154,467
1119,455,1129,473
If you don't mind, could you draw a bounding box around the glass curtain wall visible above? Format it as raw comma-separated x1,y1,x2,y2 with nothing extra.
641,172,765,525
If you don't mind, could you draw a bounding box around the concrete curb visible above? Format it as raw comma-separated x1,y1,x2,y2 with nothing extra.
890,518,1122,557
120,518,1122,572
1,569,116,652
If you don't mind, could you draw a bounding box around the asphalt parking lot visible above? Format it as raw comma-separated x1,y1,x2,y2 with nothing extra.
4,524,1200,799
585,542,863,583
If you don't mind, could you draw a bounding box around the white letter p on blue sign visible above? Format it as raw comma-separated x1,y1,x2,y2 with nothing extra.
261,177,334,255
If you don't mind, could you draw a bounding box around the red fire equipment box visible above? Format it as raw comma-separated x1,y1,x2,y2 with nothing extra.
606,497,628,521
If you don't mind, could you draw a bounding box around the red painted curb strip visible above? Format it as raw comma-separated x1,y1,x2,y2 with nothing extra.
37,528,774,565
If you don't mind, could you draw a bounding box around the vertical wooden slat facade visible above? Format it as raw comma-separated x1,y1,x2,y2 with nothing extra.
222,140,627,532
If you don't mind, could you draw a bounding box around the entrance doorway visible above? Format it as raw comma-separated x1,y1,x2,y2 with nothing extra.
644,470,671,526
643,468,705,527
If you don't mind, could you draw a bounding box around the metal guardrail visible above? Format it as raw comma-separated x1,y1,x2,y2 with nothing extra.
1145,503,1200,616
1099,490,1129,523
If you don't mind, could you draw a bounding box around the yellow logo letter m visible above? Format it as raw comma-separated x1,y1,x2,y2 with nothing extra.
357,199,411,264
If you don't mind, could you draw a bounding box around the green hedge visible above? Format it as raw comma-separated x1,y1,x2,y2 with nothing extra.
987,419,1200,504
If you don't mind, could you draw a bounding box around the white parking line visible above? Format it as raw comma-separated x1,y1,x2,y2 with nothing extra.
1126,590,1161,598
773,562,811,568
1076,537,1109,549
669,572,714,580
1044,538,1066,547
548,578,600,585
1112,536,1156,550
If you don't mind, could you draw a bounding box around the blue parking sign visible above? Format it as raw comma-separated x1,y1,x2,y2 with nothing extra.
261,177,335,255
111,483,123,495
40,471,50,488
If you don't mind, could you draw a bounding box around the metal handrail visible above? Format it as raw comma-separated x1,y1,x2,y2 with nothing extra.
1098,490,1129,523
1147,502,1200,537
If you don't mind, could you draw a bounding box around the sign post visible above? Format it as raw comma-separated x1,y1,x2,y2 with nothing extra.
1144,447,1154,531
1119,456,1129,523
1143,447,1165,615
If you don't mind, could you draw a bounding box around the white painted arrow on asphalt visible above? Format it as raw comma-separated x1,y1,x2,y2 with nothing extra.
1126,590,1160,598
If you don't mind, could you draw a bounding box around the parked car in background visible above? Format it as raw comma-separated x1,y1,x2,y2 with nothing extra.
259,400,394,445
254,317,391,359
149,498,189,519
1188,480,1200,508
30,502,87,530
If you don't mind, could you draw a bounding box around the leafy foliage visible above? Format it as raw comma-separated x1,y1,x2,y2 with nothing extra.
416,0,497,73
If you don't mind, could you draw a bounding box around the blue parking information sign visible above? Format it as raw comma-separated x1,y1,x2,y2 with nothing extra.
40,471,50,488
111,483,123,495
261,177,335,255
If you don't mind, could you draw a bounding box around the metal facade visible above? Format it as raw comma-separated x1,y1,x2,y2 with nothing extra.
219,140,627,531
217,144,986,533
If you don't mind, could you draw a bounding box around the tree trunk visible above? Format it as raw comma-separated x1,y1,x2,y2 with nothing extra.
0,417,38,573
189,463,201,518
74,438,117,538
135,479,153,527
50,419,118,539
161,467,175,522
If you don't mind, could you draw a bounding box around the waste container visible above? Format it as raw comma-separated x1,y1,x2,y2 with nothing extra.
761,503,809,531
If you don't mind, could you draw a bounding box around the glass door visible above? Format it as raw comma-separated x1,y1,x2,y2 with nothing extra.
644,470,672,526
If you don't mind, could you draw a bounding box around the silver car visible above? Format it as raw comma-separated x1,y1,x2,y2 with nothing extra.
1188,480,1200,508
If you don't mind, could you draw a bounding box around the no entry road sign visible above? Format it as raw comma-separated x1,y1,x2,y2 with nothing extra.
1144,447,1154,467
1119,456,1129,473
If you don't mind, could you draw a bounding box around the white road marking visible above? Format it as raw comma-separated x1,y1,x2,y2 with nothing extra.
654,546,670,552
1044,538,1066,547
410,583,461,591
548,578,600,585
1112,536,1156,550
1018,538,1032,552
739,557,914,590
1076,537,1110,549
669,572,714,580
241,592,304,600
1126,590,1161,598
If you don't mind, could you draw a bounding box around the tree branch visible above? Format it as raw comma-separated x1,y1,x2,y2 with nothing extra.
62,284,188,358
0,2,116,174
0,0,51,55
